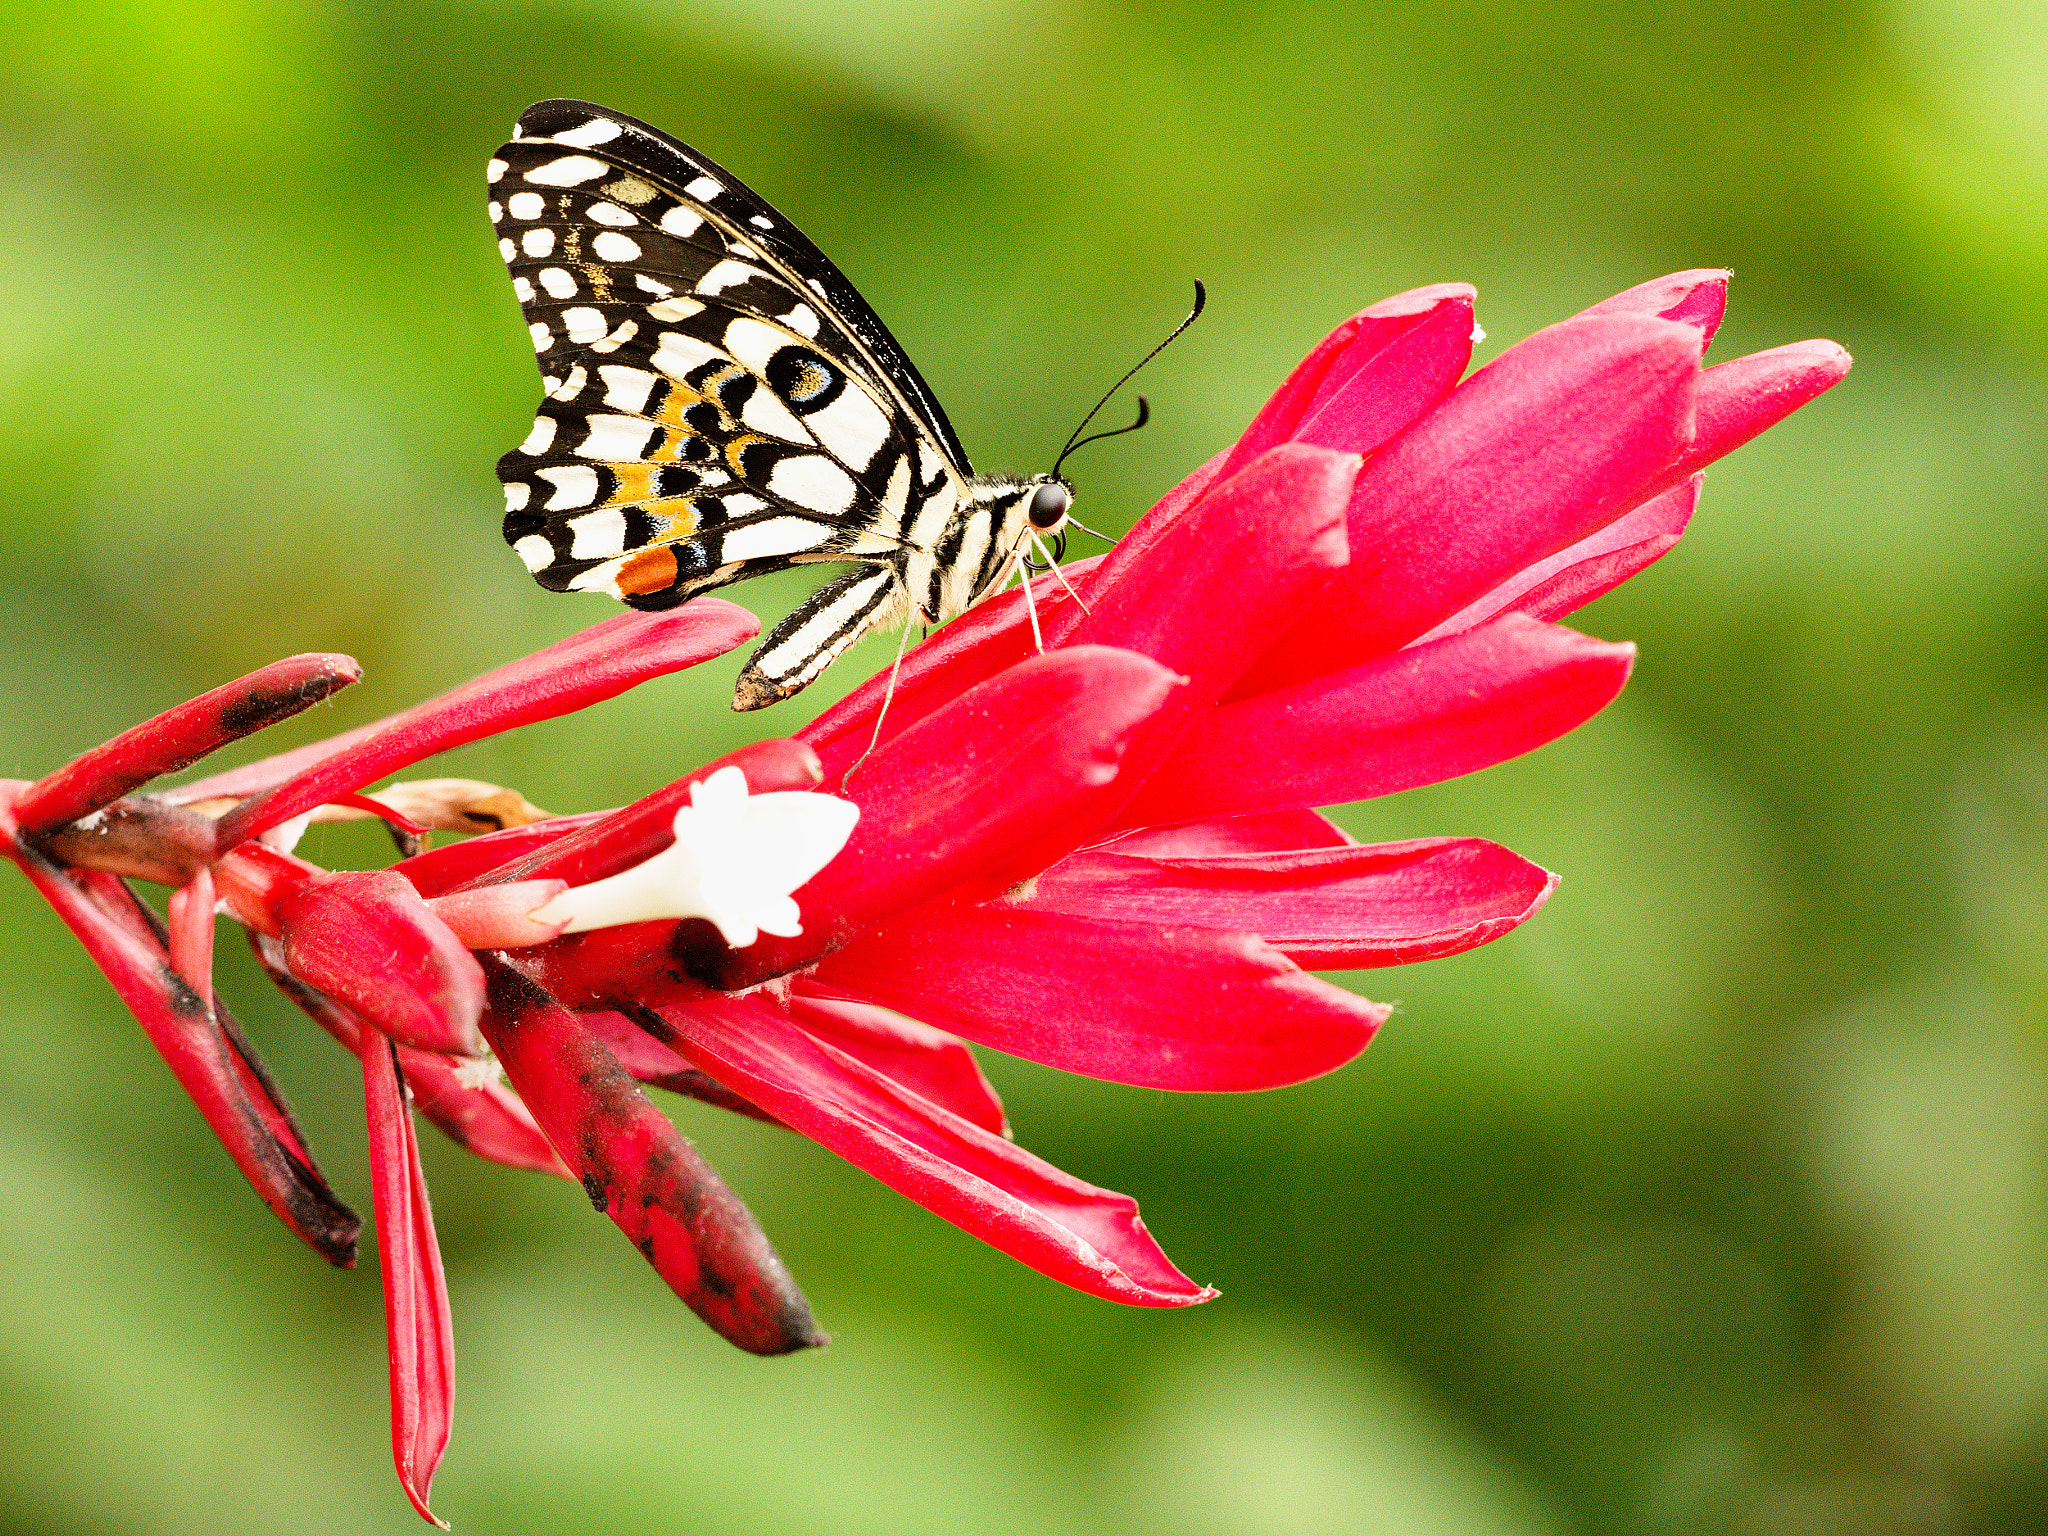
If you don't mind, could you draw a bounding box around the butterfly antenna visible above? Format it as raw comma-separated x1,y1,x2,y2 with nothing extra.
1051,280,1207,479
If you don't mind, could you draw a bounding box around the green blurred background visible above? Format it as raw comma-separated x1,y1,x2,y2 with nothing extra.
3,1,2045,1531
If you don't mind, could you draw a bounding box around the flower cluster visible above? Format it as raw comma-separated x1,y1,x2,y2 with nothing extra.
0,270,1846,1524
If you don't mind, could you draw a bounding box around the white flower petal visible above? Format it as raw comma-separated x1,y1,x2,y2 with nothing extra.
531,770,858,947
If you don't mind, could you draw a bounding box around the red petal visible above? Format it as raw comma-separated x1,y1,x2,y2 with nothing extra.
391,814,606,899
812,906,1385,1091
1,791,359,1263
166,866,217,1015
479,959,824,1354
788,988,1007,1135
700,645,1180,990
799,561,1100,782
576,1008,782,1124
14,653,360,835
1107,808,1356,856
360,1036,455,1529
1412,475,1699,644
1123,614,1635,828
1211,283,1477,484
1653,338,1852,492
278,871,488,1057
252,932,569,1178
1055,442,1355,773
215,605,757,848
1013,837,1556,968
636,985,1213,1306
1240,313,1702,692
1574,269,1730,342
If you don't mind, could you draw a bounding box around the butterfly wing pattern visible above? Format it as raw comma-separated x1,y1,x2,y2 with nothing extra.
490,99,1070,709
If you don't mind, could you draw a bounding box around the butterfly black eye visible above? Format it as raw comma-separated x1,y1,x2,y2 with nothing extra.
1027,482,1072,530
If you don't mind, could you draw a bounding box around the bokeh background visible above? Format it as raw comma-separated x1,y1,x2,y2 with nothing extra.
2,1,2045,1531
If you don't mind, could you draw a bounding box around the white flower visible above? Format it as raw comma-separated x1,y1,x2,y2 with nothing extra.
529,766,859,948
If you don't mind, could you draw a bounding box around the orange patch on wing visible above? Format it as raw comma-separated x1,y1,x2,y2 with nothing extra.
615,546,679,595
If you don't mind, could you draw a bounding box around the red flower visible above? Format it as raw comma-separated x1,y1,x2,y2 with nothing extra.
0,269,1846,1525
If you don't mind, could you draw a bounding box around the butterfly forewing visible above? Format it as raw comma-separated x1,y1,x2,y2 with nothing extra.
489,100,971,609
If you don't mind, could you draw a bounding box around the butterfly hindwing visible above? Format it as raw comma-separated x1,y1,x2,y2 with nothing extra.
490,100,970,610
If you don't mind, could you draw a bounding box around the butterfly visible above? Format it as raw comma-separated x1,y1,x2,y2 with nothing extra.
489,99,1076,710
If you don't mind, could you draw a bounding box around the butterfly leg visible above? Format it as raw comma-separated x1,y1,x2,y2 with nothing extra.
733,562,910,711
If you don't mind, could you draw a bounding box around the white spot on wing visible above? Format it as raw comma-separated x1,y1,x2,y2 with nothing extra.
524,154,609,187
696,259,764,297
659,207,705,239
684,175,724,200
646,297,704,322
507,191,545,220
512,276,535,304
591,231,642,263
806,385,893,470
551,364,588,399
722,516,836,561
569,509,629,558
577,415,657,461
488,201,504,223
766,455,859,515
487,158,508,182
521,227,556,258
538,465,601,509
538,267,577,299
598,366,658,415
504,482,532,512
530,322,554,353
634,273,675,298
586,202,637,226
783,304,820,337
518,416,557,455
721,317,785,370
749,215,774,230
591,318,639,354
741,384,812,443
499,238,516,262
561,307,608,344
566,554,630,593
552,118,623,149
513,534,552,571
651,329,725,379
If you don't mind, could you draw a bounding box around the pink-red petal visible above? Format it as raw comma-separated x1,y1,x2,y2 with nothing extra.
277,871,488,1057
1013,837,1557,969
812,907,1385,1091
1106,808,1356,856
0,789,359,1264
1126,613,1634,829
700,645,1180,990
360,1036,455,1529
633,985,1212,1306
479,960,824,1355
1413,475,1700,644
14,653,361,835
252,932,568,1178
215,605,757,848
1240,313,1702,692
1211,282,1477,486
1574,268,1730,342
788,988,1007,1136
